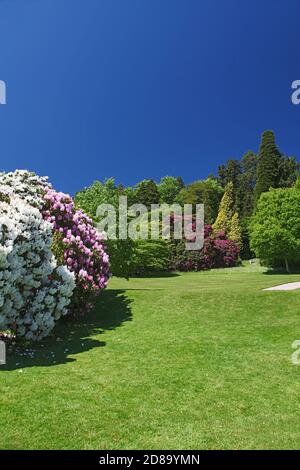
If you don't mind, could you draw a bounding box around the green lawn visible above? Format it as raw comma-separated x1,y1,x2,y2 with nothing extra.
1,266,300,449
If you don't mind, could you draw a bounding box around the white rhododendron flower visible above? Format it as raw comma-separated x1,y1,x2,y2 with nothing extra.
0,192,75,340
0,170,50,210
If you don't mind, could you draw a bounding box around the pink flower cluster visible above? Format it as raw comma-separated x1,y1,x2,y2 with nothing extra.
43,188,110,310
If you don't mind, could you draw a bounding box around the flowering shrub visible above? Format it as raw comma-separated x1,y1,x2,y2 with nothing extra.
170,225,240,271
43,188,110,314
0,192,75,340
0,170,49,209
0,170,111,340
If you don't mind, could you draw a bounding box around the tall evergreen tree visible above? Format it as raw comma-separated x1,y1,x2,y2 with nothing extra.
218,159,241,189
213,181,234,234
218,159,242,213
278,156,299,188
236,151,258,217
240,150,258,186
255,130,282,200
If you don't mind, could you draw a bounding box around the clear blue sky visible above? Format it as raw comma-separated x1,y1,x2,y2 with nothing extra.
0,0,299,194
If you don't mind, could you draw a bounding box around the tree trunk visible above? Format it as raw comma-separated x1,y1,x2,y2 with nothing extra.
284,257,290,273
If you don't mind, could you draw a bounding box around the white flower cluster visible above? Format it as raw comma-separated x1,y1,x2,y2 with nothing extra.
0,192,75,341
0,170,50,210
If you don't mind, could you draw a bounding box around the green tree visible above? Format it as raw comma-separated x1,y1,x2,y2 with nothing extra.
229,212,243,248
236,151,258,218
158,176,184,204
240,150,258,183
278,156,299,188
250,186,300,271
135,179,160,209
213,182,234,234
131,240,171,275
74,178,120,216
123,186,138,206
255,130,282,200
105,238,135,278
218,159,241,190
218,158,244,214
74,179,134,278
177,178,223,224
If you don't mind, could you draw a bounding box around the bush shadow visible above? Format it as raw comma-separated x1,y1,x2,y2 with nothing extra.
2,289,132,371
263,268,300,275
131,271,180,278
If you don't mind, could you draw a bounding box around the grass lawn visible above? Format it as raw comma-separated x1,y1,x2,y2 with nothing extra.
1,265,300,449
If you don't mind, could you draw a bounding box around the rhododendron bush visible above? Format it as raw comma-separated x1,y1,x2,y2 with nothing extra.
0,191,75,340
0,170,110,340
43,188,110,314
170,224,240,271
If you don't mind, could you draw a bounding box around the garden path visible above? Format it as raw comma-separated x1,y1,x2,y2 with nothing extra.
264,282,300,291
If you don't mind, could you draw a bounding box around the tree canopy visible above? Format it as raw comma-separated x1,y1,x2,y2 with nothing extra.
250,185,300,271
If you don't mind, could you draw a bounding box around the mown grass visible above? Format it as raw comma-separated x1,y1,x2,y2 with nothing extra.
1,266,300,449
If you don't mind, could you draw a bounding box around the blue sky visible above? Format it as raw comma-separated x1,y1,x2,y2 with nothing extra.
0,0,299,194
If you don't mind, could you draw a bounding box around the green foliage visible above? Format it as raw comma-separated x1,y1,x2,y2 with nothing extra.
106,238,135,279
135,179,160,209
74,178,120,217
218,159,241,191
278,156,299,188
157,176,184,204
216,141,299,259
239,217,255,260
0,191,10,204
131,239,171,275
236,151,258,218
123,186,138,206
213,182,234,234
294,177,300,191
218,153,258,217
250,186,300,270
255,130,282,200
254,131,298,202
74,178,133,278
229,212,243,248
240,150,258,180
177,178,223,224
51,231,65,266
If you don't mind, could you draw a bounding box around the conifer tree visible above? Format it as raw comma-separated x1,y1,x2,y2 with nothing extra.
213,181,234,234
229,212,243,248
255,130,282,200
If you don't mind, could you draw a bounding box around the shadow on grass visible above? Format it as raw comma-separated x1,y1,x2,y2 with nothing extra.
131,271,180,278
263,268,300,275
2,289,132,371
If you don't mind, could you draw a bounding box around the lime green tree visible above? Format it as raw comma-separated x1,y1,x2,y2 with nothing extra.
250,186,300,271
74,178,120,217
213,182,234,234
229,212,243,248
